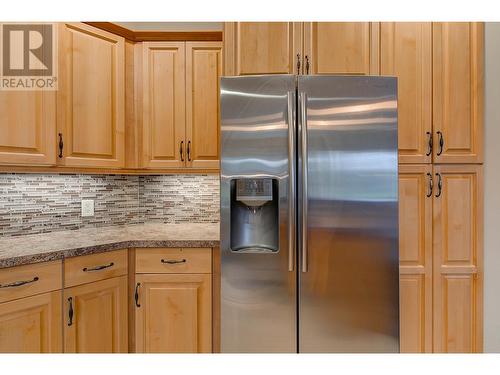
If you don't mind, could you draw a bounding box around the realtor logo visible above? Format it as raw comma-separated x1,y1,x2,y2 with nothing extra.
0,23,57,90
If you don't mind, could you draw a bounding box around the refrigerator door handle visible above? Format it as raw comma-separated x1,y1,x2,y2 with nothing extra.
299,92,308,273
287,91,296,272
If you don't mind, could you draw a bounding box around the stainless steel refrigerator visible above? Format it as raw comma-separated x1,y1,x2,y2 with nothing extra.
220,75,399,353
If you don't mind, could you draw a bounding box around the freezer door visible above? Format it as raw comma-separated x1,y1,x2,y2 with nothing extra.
298,75,399,352
220,75,297,352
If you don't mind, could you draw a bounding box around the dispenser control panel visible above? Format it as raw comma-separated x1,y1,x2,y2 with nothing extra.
236,178,273,207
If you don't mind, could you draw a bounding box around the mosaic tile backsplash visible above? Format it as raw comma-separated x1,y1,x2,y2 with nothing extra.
0,174,220,237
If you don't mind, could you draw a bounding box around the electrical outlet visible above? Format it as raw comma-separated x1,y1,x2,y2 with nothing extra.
81,199,95,217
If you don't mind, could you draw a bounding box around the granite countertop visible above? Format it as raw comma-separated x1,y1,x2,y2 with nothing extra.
0,223,220,269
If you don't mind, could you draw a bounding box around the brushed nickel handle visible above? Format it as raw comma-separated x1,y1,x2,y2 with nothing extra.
0,276,39,289
180,141,184,162
161,259,186,264
296,53,301,75
426,131,433,156
67,297,74,326
299,92,308,273
435,173,442,198
135,283,141,308
426,173,433,197
82,262,114,272
436,131,444,156
287,91,296,272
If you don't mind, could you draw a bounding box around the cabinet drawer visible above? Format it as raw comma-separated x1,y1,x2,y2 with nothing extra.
0,260,62,304
135,248,212,274
64,250,128,288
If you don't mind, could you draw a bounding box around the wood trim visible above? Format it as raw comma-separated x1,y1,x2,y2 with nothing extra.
0,165,219,175
212,246,220,353
84,22,223,42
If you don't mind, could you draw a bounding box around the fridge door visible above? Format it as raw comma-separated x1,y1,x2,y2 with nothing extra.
298,75,399,352
220,75,297,352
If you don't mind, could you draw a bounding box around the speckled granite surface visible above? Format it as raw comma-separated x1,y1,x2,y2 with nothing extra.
0,223,220,269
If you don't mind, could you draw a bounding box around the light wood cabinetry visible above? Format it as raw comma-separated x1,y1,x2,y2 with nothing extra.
134,273,212,353
432,164,483,353
133,247,212,353
225,22,378,76
186,42,222,169
224,22,301,75
381,23,432,164
141,41,222,170
57,22,125,168
64,276,128,353
0,91,56,166
0,260,62,353
303,22,379,75
63,250,128,353
0,291,62,353
398,164,433,353
141,42,186,168
433,23,484,164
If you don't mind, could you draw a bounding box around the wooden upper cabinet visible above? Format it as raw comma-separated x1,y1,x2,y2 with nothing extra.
0,91,56,166
433,164,483,352
224,22,302,75
433,23,484,164
303,22,379,75
0,291,62,353
141,42,186,168
186,42,222,169
398,164,433,353
381,23,432,164
64,276,128,353
135,273,212,353
57,22,125,168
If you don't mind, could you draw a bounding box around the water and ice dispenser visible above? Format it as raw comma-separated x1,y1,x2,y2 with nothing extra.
230,178,279,253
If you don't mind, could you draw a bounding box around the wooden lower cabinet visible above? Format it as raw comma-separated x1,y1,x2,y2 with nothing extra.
432,164,483,352
134,273,212,353
64,276,128,353
0,291,62,353
398,165,433,352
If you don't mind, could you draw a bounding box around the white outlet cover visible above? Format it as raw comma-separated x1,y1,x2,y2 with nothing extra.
81,199,95,217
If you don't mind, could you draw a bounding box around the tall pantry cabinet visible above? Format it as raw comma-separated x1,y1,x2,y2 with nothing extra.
225,21,485,353
381,22,484,353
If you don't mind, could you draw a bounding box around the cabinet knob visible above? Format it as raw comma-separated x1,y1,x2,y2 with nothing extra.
296,53,301,75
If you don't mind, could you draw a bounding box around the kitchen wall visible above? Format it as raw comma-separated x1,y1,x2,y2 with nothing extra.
484,22,500,353
0,174,220,237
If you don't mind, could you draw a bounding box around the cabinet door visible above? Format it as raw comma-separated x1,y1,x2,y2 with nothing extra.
303,22,379,75
64,276,128,353
0,291,62,353
0,91,56,166
57,22,125,168
142,42,186,168
398,165,433,353
135,273,211,353
381,23,432,164
433,23,484,163
186,42,222,169
433,165,483,352
224,22,302,75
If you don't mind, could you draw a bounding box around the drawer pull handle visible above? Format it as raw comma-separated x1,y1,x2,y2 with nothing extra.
68,297,74,326
135,283,141,308
82,262,114,272
161,259,187,265
0,276,39,289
